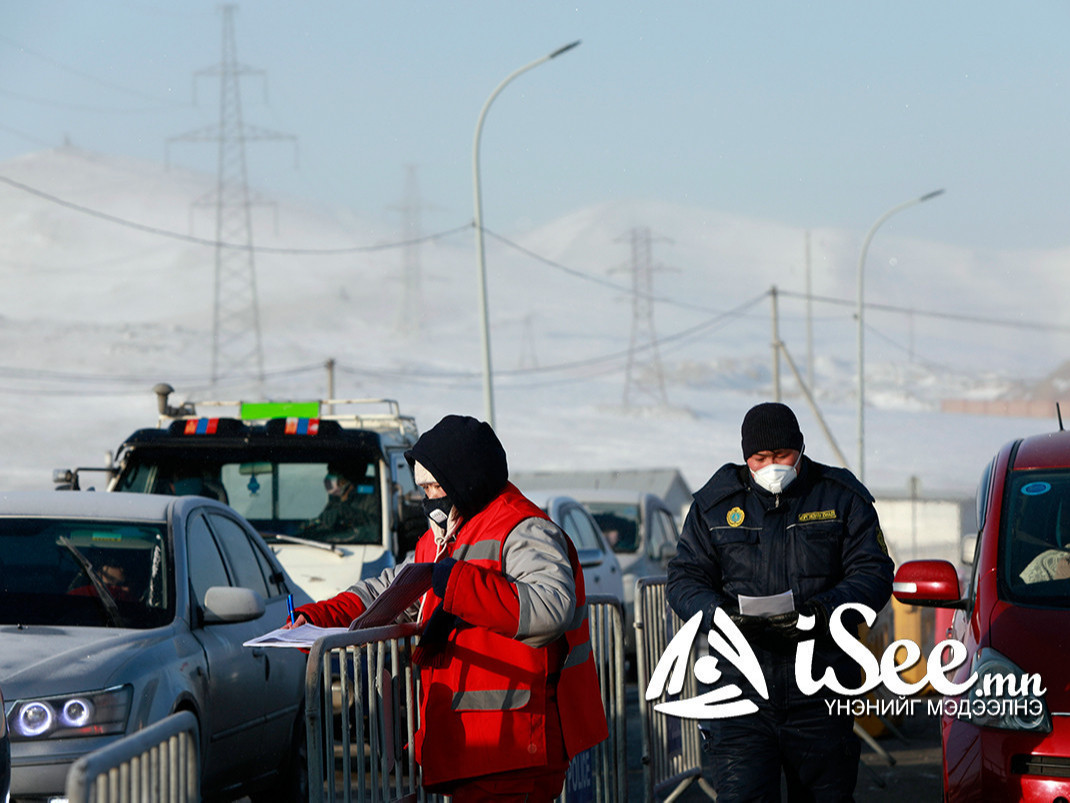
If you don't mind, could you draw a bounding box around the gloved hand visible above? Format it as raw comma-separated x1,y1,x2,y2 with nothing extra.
412,604,458,668
726,611,769,638
799,599,829,637
765,610,802,641
432,557,457,598
765,601,830,642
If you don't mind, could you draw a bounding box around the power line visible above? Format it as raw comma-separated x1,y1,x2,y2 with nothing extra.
482,226,722,315
0,174,471,254
778,288,1070,333
0,33,180,105
0,87,185,114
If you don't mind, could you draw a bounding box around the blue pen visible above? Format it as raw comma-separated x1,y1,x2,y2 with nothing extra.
287,593,296,625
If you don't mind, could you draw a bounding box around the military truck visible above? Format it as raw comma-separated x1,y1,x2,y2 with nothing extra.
54,383,426,601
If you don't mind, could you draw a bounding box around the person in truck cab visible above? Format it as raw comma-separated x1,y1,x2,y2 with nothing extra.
297,463,376,541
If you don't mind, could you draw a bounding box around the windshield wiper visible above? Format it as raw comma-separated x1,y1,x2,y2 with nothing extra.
263,532,346,555
58,536,125,627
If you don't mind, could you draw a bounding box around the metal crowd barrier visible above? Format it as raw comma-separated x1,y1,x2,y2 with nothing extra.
633,577,718,802
560,594,627,803
305,621,426,803
304,597,627,803
65,710,200,803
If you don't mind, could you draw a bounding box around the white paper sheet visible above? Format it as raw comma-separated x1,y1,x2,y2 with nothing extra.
243,623,349,648
737,589,795,617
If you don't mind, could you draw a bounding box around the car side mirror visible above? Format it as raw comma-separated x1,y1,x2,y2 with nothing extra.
202,586,266,624
961,533,977,566
892,560,967,609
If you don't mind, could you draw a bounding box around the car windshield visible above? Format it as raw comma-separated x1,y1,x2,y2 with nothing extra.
116,457,383,546
0,518,172,628
1002,469,1070,607
586,502,641,554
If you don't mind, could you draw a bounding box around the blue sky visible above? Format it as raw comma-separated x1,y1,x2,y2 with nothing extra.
2,1,1069,251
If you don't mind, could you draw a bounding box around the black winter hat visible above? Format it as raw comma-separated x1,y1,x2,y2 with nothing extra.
740,402,804,459
405,414,509,519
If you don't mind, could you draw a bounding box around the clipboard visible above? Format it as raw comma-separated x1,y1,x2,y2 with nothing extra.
349,562,435,629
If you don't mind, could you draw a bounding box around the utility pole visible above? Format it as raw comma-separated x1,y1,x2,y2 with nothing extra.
614,227,673,407
770,286,782,401
805,230,815,390
167,4,296,387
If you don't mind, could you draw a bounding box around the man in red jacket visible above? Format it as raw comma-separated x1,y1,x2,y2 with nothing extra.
291,414,608,802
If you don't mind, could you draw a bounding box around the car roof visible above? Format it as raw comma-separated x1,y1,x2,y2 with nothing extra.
0,490,190,520
521,490,583,509
1011,430,1070,471
542,487,654,505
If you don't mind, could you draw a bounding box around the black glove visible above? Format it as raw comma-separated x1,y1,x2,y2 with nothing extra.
432,557,457,597
412,604,458,668
799,600,829,637
766,610,802,641
726,611,769,638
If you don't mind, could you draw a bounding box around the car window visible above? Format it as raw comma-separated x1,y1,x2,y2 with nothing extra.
205,513,271,599
186,512,231,609
976,458,995,533
651,509,678,555
559,505,601,551
1001,469,1070,606
587,502,641,553
0,517,171,628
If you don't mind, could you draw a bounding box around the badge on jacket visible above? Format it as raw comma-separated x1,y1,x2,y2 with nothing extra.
727,507,745,527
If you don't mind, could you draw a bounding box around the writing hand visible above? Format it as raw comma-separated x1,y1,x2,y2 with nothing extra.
283,613,308,630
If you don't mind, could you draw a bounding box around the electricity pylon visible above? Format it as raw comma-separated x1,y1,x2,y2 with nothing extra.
167,4,296,386
613,227,674,407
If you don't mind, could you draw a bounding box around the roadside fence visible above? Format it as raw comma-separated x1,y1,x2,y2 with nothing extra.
633,576,718,802
304,596,627,803
65,710,199,803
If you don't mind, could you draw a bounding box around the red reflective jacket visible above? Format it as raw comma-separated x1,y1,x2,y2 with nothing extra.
413,483,608,786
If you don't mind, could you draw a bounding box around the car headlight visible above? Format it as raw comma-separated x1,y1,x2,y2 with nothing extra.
6,686,131,741
964,648,1051,733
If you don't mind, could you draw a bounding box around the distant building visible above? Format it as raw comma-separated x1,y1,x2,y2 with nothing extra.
512,467,693,524
872,491,976,566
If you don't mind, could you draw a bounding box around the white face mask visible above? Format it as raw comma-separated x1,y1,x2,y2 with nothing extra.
751,451,803,494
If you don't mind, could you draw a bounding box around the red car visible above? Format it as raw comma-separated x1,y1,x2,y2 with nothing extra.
894,427,1070,801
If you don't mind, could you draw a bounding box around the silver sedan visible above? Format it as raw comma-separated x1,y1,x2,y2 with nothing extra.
0,491,311,802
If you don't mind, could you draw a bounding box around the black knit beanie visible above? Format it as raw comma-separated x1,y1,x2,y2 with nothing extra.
405,414,509,518
740,402,804,459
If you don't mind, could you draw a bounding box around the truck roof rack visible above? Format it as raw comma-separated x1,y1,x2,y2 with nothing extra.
153,384,418,439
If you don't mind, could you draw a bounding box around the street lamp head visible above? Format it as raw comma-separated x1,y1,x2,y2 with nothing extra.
550,40,582,59
919,188,945,203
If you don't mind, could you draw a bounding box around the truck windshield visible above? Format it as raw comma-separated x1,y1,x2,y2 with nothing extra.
1002,469,1070,606
117,457,383,546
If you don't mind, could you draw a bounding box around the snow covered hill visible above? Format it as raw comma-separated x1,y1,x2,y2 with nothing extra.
1,146,1067,501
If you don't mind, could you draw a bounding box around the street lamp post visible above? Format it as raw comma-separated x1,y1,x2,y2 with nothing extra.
856,188,944,483
473,40,581,429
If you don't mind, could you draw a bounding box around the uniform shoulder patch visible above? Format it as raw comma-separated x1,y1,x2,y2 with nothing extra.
798,509,837,523
727,506,745,527
876,526,889,556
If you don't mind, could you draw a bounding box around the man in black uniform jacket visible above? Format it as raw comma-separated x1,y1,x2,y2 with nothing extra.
667,402,893,802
